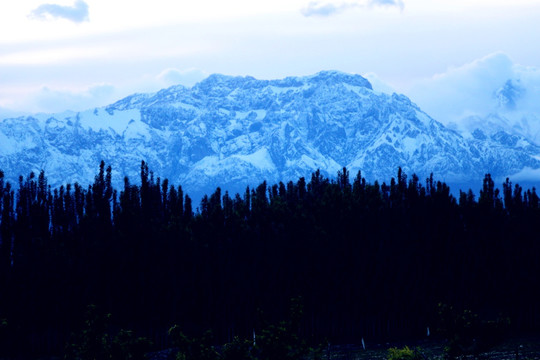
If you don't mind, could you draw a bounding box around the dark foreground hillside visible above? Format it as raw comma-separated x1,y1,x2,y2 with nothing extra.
1,161,540,358
142,336,540,360
303,336,540,360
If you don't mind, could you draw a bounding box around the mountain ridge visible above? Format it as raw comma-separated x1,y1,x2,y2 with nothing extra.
1,70,539,198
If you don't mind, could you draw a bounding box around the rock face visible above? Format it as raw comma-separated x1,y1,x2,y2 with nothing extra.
1,70,540,197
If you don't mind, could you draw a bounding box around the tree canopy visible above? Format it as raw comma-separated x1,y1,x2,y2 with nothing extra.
0,162,539,357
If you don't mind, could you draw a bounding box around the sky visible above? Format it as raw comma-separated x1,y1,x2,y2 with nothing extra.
1,0,540,118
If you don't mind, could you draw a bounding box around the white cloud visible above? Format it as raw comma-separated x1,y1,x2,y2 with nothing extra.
362,72,396,94
506,167,540,183
368,0,404,10
6,84,116,114
301,2,353,16
0,67,213,115
156,68,209,88
404,52,540,145
29,0,89,23
406,53,516,124
301,0,403,17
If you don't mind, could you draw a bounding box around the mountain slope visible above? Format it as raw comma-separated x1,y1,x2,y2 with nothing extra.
1,71,540,197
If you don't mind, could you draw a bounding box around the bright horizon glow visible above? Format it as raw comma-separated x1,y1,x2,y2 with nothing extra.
1,0,540,115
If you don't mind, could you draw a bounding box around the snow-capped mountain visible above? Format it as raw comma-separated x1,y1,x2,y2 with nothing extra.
1,70,540,198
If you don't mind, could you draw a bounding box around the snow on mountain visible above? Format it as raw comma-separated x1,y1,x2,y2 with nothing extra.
1,70,540,199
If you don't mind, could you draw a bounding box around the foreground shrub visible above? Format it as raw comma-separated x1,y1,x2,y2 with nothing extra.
387,346,425,360
437,303,510,359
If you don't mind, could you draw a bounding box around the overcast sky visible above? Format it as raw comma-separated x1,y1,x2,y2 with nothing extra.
1,0,540,116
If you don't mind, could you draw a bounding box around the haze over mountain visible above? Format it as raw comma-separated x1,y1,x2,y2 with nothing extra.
1,70,540,198
408,54,540,141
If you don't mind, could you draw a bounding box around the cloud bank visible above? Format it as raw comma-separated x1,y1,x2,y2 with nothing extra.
5,84,116,114
362,72,396,94
406,52,540,144
157,68,209,88
0,68,211,116
29,0,89,23
407,53,514,123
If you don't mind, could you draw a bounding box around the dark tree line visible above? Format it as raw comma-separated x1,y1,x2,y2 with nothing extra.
1,162,540,358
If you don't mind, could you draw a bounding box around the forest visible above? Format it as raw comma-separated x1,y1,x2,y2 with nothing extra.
1,161,540,358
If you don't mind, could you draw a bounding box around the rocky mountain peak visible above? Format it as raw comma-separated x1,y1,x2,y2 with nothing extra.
306,70,373,89
1,71,539,199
